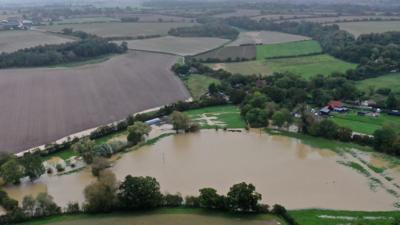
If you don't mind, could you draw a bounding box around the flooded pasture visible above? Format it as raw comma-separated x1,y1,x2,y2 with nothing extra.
5,130,400,211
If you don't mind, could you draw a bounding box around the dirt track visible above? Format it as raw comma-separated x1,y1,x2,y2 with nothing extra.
0,51,189,152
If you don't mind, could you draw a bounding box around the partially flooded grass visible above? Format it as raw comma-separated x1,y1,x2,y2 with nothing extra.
337,161,371,177
367,163,386,174
264,128,371,155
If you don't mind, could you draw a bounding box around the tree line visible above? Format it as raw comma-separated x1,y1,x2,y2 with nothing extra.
0,36,127,69
0,172,298,225
168,22,239,40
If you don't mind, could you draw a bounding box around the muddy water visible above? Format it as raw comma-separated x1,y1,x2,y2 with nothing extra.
4,130,399,210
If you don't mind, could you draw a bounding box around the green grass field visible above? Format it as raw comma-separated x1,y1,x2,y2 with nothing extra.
208,54,356,79
256,40,322,59
330,112,400,135
184,105,245,128
16,208,283,225
267,54,357,79
183,74,220,99
356,73,400,94
290,209,400,225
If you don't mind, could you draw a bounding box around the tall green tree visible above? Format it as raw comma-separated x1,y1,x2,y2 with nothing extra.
0,159,24,184
117,175,163,210
171,111,191,132
72,138,96,164
198,188,224,209
19,153,45,181
84,170,118,213
227,182,261,212
127,121,151,145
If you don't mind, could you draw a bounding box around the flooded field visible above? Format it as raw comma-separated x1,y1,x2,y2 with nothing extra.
5,130,400,211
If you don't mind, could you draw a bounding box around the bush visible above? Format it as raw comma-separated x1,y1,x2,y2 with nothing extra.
163,193,183,207
56,164,65,172
185,196,200,208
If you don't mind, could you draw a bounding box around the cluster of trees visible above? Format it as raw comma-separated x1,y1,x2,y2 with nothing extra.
0,38,127,69
168,23,239,40
61,28,98,39
225,17,400,80
0,153,44,185
373,126,400,155
170,111,200,133
82,171,297,224
0,189,76,224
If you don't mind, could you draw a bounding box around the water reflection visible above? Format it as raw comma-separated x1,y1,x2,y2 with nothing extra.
4,130,398,211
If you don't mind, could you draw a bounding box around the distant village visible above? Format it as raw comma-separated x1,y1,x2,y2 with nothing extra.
0,17,33,30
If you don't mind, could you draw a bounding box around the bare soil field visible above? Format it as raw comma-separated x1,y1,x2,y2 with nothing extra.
37,21,196,38
228,31,310,46
193,46,256,61
336,21,400,36
0,30,74,53
119,36,229,56
0,51,189,152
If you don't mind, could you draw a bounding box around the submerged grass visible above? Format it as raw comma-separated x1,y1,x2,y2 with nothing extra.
337,161,371,177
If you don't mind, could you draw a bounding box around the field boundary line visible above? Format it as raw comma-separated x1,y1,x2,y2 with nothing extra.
15,98,193,157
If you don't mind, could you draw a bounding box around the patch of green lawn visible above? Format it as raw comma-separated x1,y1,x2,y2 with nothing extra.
256,40,322,59
267,54,357,79
207,54,356,79
330,112,400,135
356,73,400,94
290,209,400,225
183,74,220,100
184,105,245,128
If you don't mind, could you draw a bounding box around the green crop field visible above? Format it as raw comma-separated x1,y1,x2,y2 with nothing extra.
267,54,357,79
256,40,322,59
356,73,400,94
184,105,245,128
290,209,400,225
183,74,220,99
208,54,356,79
330,112,400,135
16,209,282,225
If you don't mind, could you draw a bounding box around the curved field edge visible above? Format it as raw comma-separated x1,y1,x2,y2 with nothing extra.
0,51,190,152
289,209,400,225
15,208,285,225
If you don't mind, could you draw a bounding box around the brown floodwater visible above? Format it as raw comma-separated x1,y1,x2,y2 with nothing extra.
4,130,399,210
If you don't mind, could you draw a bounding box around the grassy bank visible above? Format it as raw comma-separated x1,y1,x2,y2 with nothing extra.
16,208,284,225
290,209,400,225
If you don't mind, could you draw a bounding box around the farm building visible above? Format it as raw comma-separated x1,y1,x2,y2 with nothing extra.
0,17,29,30
388,110,400,117
327,100,343,110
